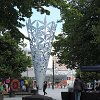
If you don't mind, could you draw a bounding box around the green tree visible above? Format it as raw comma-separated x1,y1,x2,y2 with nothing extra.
0,0,66,42
52,0,100,81
0,32,32,78
0,0,67,78
53,0,100,67
75,69,100,83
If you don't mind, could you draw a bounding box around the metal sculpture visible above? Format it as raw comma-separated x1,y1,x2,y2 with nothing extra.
26,17,56,89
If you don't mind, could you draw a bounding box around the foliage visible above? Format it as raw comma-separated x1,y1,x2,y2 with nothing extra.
81,72,99,83
53,0,100,68
0,0,68,78
0,32,32,78
75,69,100,83
52,0,100,81
0,0,66,42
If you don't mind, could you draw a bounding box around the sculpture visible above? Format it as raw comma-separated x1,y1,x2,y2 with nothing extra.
26,17,56,89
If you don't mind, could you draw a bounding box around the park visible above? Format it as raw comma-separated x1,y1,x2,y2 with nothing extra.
0,0,100,100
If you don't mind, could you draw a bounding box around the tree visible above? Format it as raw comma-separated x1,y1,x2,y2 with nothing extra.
52,0,100,81
0,0,66,77
75,68,100,83
53,0,100,67
0,0,66,42
0,32,32,78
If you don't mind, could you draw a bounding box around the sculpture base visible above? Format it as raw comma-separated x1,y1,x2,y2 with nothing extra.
22,94,53,100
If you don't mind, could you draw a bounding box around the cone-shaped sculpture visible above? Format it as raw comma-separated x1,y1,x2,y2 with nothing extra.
26,17,56,89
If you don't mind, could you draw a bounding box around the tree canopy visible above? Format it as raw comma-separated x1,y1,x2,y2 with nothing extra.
0,32,32,78
0,0,67,78
0,0,66,42
53,0,100,68
52,0,100,82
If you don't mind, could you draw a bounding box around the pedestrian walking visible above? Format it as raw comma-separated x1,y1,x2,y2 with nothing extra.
74,75,83,100
43,81,47,95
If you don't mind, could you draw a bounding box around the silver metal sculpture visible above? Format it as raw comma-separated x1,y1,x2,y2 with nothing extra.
26,17,56,89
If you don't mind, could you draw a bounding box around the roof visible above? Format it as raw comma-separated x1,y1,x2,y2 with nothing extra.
80,65,100,72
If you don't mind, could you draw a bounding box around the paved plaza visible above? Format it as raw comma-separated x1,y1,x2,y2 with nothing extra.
4,88,68,100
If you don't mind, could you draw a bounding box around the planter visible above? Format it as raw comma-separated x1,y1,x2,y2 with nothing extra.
61,92,100,100
61,92,74,100
81,92,100,100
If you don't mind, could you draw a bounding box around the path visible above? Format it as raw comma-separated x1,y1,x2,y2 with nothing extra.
4,88,68,100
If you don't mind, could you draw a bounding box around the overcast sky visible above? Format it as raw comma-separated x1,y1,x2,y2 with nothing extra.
20,6,62,36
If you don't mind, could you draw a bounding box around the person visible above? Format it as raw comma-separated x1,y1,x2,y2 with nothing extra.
22,84,26,92
0,82,4,93
74,76,83,100
36,84,39,93
43,81,47,95
96,83,100,92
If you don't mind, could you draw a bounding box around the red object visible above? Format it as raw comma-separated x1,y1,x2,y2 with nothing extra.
6,79,10,84
10,79,20,91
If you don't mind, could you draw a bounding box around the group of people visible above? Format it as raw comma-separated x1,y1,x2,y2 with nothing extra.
41,77,83,99
37,76,83,100
42,77,83,99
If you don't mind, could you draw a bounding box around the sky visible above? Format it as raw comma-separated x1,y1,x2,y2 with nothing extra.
19,6,62,68
20,6,62,43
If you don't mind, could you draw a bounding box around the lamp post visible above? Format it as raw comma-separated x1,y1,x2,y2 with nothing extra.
52,60,55,89
27,67,28,77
